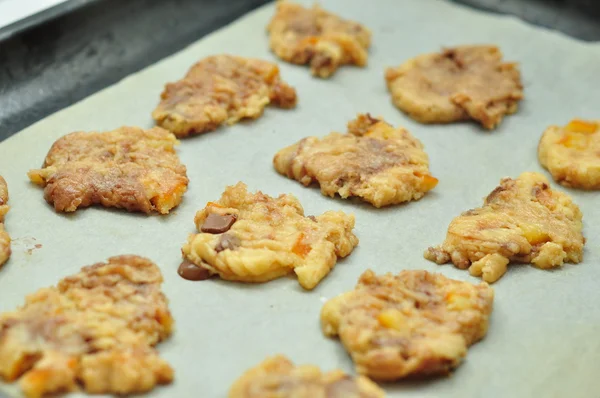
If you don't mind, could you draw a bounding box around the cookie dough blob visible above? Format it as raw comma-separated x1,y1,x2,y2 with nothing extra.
0,176,10,267
0,255,174,398
267,1,371,78
28,127,188,214
181,182,358,290
321,270,494,380
229,355,385,398
538,119,600,189
274,113,438,207
385,45,523,129
425,172,584,283
153,54,297,137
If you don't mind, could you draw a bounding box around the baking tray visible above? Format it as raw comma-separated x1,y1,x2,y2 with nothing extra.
2,0,600,141
1,0,600,397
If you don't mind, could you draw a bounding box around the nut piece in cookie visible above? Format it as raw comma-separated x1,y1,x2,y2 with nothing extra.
321,270,494,380
538,119,600,190
0,176,10,267
0,255,174,397
229,355,385,398
274,113,438,207
425,172,584,283
28,127,188,214
152,55,297,137
267,2,371,78
181,182,358,290
321,270,494,381
385,45,523,129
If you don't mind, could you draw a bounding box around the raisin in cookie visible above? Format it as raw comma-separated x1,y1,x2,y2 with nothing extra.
267,2,371,78
425,172,584,283
385,45,523,129
152,55,297,137
274,113,438,207
0,255,174,398
538,119,600,190
28,127,188,214
0,176,10,267
321,270,494,380
229,355,384,398
181,182,358,290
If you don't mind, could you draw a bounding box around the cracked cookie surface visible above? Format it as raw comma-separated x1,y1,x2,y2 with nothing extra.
273,114,438,207
538,119,600,190
28,127,188,214
321,270,494,380
385,45,523,129
181,182,358,290
0,255,174,398
152,55,297,137
267,2,371,78
229,355,385,398
425,172,584,283
0,176,10,267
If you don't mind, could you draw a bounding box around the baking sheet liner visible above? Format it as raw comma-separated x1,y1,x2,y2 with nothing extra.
0,0,599,396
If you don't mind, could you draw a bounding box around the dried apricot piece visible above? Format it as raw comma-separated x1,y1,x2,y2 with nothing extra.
565,119,598,134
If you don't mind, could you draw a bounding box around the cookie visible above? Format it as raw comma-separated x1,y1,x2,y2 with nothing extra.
273,113,438,207
181,182,358,290
0,176,10,267
538,119,600,190
229,355,385,398
28,127,188,214
152,55,297,137
385,45,523,129
321,270,494,380
425,172,584,283
0,255,174,397
267,2,371,78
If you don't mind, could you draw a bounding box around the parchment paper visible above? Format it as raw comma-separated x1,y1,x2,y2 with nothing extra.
1,0,599,397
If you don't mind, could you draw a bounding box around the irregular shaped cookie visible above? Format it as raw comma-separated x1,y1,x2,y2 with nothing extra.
321,270,494,380
385,45,523,129
273,113,438,207
0,176,10,267
0,255,174,398
152,55,297,137
267,2,371,78
28,127,188,214
229,355,385,398
538,119,600,189
181,182,358,290
425,172,584,283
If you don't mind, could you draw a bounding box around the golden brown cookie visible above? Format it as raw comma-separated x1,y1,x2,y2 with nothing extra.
0,176,10,267
152,55,297,137
385,45,523,129
273,113,438,207
538,119,600,190
267,2,371,78
425,172,584,283
229,355,385,398
321,270,494,380
0,255,174,398
181,182,358,290
28,127,188,214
